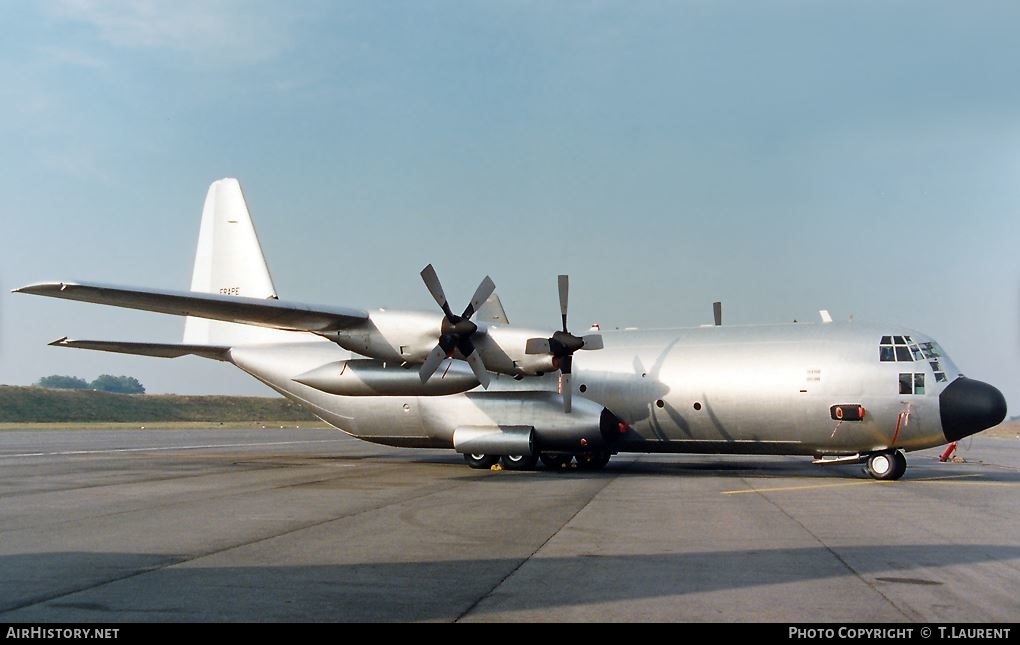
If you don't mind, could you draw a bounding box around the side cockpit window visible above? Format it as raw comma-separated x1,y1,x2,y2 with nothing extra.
880,335,915,362
899,372,925,395
898,372,912,394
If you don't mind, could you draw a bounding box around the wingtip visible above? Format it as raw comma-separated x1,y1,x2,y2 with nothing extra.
12,281,74,295
48,337,70,347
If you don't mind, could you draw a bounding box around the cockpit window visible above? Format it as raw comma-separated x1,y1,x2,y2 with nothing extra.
899,372,926,395
919,341,948,382
919,341,942,358
899,373,912,394
880,335,914,362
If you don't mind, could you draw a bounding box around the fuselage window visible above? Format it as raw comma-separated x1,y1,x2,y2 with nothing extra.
899,372,926,395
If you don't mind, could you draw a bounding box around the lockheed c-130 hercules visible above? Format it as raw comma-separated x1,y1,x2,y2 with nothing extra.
15,179,1007,480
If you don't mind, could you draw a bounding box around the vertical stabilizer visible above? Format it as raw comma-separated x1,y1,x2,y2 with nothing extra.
183,179,296,346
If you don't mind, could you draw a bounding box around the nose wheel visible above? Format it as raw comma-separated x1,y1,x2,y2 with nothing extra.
865,450,907,480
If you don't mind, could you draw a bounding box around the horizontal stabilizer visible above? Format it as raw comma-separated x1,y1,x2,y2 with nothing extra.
49,337,231,361
15,282,369,334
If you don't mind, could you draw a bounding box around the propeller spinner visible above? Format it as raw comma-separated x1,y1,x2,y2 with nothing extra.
419,264,494,389
525,275,603,412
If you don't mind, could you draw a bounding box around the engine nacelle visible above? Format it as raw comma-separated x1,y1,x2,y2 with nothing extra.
293,359,479,396
533,407,625,452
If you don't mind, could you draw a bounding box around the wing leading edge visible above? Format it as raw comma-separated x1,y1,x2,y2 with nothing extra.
14,281,369,334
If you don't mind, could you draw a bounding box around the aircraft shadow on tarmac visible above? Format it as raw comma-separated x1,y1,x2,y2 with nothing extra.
1,544,1018,621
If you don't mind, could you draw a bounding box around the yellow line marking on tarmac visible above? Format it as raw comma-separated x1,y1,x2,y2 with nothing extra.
721,473,983,495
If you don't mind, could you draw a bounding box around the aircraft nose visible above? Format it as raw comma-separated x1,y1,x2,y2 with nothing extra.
939,376,1007,442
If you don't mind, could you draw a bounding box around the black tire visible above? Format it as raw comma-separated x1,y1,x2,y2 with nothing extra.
574,450,611,471
540,453,572,470
891,450,907,480
500,454,539,471
464,453,499,469
866,451,904,481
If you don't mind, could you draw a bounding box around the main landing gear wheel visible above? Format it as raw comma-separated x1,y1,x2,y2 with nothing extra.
866,450,907,481
464,453,499,469
574,450,611,471
540,453,572,470
500,454,539,471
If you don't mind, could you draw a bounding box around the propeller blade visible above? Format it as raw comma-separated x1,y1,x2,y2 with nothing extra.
561,371,572,413
420,264,454,318
525,338,551,355
713,301,722,326
419,344,449,383
558,274,569,331
581,334,603,350
458,340,491,389
462,275,496,320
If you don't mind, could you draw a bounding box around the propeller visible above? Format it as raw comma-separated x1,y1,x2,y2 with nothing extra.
419,264,494,389
713,301,722,326
525,275,603,412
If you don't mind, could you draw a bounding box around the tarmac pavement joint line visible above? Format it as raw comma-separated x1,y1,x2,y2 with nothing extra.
0,466,474,617
735,472,918,622
453,464,624,622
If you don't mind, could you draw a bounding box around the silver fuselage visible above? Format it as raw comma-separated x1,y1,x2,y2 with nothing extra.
230,320,957,456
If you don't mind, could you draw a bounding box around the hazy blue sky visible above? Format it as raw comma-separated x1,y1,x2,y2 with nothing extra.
1,1,1017,412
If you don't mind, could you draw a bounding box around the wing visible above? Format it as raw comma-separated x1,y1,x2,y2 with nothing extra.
14,281,368,333
47,337,232,361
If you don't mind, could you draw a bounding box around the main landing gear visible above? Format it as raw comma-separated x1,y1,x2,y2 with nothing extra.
865,450,907,481
463,451,612,472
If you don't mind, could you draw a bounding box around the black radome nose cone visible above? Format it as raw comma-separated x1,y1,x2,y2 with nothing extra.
940,377,1007,442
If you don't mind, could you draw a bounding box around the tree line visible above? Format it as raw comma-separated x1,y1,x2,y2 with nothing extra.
35,375,146,394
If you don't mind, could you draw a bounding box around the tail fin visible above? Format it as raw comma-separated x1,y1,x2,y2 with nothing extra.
183,178,294,346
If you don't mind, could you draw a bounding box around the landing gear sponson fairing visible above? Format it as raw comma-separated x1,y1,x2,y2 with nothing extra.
15,179,1007,480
